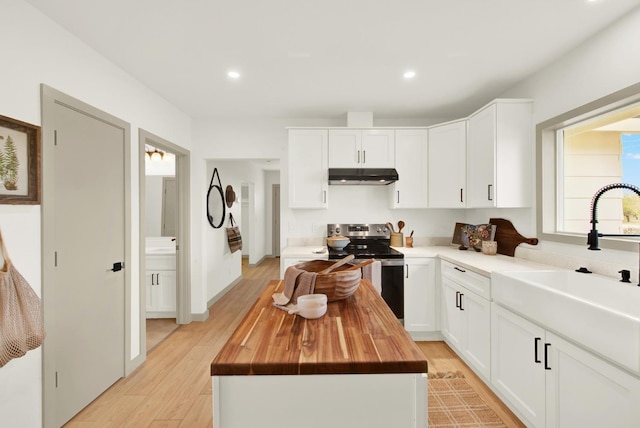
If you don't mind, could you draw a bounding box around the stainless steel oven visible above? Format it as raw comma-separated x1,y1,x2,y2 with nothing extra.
327,224,404,319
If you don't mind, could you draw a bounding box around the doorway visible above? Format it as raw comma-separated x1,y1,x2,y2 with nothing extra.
139,129,191,356
41,86,131,427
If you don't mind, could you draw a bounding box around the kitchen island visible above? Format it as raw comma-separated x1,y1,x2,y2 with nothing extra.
211,278,428,428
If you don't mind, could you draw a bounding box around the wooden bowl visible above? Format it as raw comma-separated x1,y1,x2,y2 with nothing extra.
293,260,361,302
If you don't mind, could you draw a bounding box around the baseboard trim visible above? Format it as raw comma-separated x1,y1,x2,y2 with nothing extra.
191,309,209,322
248,255,266,267
409,331,444,341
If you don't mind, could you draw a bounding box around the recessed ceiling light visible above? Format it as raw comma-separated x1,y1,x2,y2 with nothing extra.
227,70,241,80
403,70,416,79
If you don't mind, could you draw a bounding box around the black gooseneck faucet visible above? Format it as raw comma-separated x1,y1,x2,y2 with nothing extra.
587,183,640,286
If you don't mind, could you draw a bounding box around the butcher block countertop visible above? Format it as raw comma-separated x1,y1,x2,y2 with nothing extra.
211,279,428,376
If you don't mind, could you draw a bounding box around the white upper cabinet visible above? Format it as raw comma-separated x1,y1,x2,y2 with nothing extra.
328,129,395,168
467,99,533,208
392,129,428,208
428,120,467,208
288,129,328,209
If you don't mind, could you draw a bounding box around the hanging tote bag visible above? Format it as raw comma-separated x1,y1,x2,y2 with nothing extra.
0,229,45,367
226,213,243,253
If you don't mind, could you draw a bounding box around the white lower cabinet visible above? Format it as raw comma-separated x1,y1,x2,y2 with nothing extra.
146,254,176,318
492,303,640,427
403,257,437,334
440,261,491,380
146,270,176,317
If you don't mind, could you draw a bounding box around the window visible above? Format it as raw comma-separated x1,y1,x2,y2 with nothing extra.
537,83,640,250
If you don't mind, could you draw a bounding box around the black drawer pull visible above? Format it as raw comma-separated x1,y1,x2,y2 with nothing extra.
455,291,460,308
454,266,466,273
544,343,551,370
459,293,464,311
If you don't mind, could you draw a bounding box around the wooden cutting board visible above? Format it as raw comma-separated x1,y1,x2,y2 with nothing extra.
490,218,539,256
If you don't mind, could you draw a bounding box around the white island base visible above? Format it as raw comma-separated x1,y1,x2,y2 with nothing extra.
213,373,428,428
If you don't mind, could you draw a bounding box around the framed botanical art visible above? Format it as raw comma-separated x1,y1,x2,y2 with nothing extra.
0,114,41,204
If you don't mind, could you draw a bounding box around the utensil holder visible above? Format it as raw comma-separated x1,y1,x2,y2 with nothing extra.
390,232,403,247
405,236,413,248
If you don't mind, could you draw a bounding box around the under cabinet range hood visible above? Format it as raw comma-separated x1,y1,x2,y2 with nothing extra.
328,168,399,185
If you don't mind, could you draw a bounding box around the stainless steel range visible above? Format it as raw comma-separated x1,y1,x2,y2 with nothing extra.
327,223,404,318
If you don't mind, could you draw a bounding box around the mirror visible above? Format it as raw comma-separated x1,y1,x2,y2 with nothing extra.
207,185,225,229
225,185,236,208
207,168,226,229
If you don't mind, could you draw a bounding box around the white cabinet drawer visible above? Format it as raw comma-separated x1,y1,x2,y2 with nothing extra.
146,254,176,271
441,260,490,299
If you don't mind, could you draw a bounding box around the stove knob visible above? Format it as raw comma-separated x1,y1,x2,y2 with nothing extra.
335,227,341,234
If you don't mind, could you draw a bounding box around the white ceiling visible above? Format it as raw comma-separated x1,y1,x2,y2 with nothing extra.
24,0,640,120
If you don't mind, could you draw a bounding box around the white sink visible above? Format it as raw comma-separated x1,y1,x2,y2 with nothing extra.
492,269,640,374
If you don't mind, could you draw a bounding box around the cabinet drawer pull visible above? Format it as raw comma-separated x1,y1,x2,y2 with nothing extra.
454,266,466,273
488,184,493,201
544,343,551,370
455,291,460,308
459,293,464,311
534,337,541,363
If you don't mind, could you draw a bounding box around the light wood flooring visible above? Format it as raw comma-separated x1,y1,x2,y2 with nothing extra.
66,257,523,427
145,318,180,353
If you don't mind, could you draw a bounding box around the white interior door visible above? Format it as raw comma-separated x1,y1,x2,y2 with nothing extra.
45,93,126,426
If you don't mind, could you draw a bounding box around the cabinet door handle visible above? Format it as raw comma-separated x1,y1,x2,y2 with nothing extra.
534,337,541,363
459,293,464,311
454,266,466,273
406,264,409,279
455,291,460,308
488,184,493,201
397,190,400,204
460,188,463,203
323,190,326,204
363,150,366,164
156,274,160,285
544,343,551,370
357,150,360,164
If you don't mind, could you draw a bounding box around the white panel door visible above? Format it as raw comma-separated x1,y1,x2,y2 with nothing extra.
460,290,490,380
546,332,640,428
288,130,328,208
441,277,463,350
361,129,395,167
403,258,436,332
491,304,546,427
328,129,361,167
50,99,126,426
393,129,428,208
467,103,496,207
428,120,466,207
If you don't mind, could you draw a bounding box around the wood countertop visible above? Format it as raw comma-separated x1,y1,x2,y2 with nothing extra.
211,279,428,376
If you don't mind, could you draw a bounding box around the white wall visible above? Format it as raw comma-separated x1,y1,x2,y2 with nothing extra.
0,1,191,426
494,7,640,275
203,159,274,301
